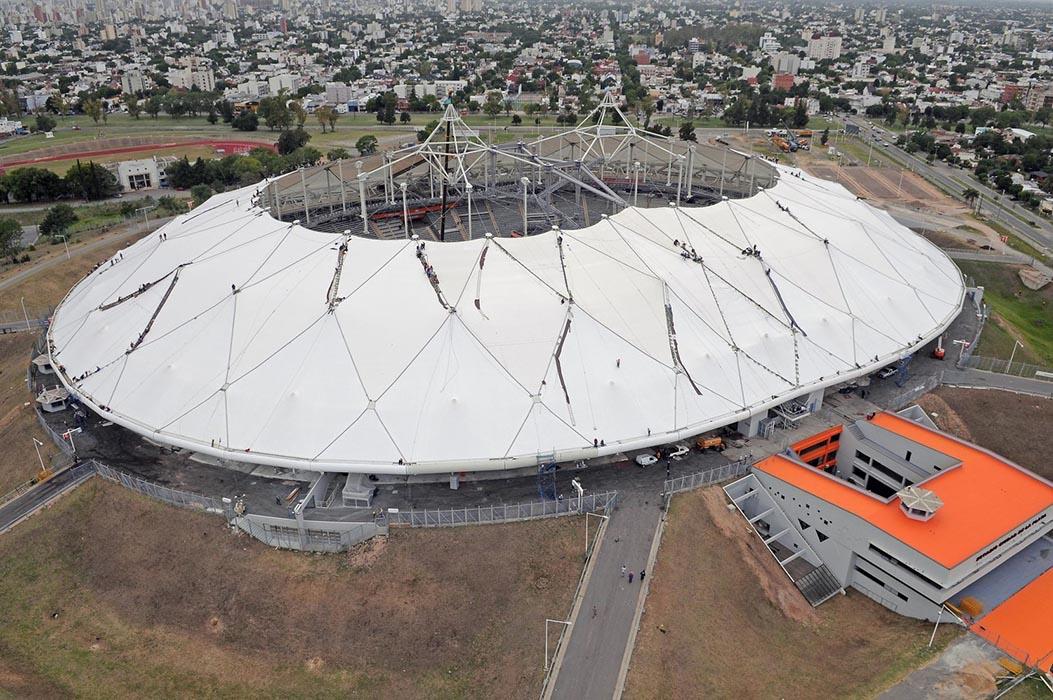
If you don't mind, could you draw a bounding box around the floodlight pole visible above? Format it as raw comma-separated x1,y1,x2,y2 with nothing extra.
400,181,409,239
584,511,609,555
58,235,70,260
357,166,368,235
676,156,684,205
466,183,474,240
719,148,727,198
386,153,395,204
686,146,695,198
1007,340,1021,373
299,168,310,224
438,116,452,242
21,296,31,331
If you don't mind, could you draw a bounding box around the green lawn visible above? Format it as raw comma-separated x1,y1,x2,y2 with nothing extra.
957,260,1053,367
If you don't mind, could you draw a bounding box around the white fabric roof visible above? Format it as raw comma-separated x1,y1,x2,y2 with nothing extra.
48,165,964,474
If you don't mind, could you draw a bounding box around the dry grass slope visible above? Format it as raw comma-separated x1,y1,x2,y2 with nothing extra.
0,480,583,699
625,487,957,699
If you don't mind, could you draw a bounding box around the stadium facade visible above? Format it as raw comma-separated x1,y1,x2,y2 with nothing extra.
46,101,965,476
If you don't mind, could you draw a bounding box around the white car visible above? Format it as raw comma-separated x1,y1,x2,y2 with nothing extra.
668,445,690,461
634,453,658,467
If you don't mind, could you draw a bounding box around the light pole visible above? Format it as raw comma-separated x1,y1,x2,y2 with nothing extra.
57,235,70,260
520,176,530,236
632,161,641,207
32,438,46,474
1007,340,1022,373
544,619,572,672
20,296,31,331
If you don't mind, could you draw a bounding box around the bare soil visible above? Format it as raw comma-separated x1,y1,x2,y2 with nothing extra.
0,332,58,495
0,479,584,698
920,387,1053,481
624,487,958,699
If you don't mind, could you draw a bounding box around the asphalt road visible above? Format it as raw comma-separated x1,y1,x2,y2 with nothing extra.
843,116,1053,256
0,463,94,534
550,488,664,700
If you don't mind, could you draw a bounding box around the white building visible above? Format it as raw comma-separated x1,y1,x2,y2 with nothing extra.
168,67,216,92
807,33,843,61
268,73,302,95
121,69,146,95
773,52,801,76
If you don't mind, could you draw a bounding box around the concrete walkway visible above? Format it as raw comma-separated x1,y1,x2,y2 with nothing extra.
549,489,663,700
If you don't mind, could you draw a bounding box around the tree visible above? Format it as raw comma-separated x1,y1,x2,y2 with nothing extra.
400,110,411,124
34,113,56,133
65,160,120,200
145,96,162,119
276,127,310,155
82,98,103,124
206,107,218,124
289,102,307,129
327,147,351,161
678,121,696,142
483,91,504,119
0,217,21,257
792,101,809,128
418,119,439,142
258,96,292,131
125,94,141,119
315,106,332,133
511,114,522,126
40,204,77,239
820,128,830,146
231,110,258,131
325,107,339,132
962,187,980,210
355,134,379,156
190,184,213,207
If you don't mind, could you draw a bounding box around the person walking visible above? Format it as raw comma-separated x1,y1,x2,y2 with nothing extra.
620,564,627,578
628,571,634,583
640,569,646,584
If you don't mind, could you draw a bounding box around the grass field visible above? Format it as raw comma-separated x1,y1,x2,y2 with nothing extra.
625,487,957,699
956,260,1053,367
0,479,583,698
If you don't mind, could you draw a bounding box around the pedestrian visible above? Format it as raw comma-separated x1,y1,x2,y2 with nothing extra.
620,564,627,578
640,569,646,583
628,571,634,583
616,358,621,368
274,496,281,506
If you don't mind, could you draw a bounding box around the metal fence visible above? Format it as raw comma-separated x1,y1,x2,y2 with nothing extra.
91,460,226,515
959,355,1053,382
886,372,942,410
235,514,386,552
35,408,75,458
380,491,618,528
663,455,753,496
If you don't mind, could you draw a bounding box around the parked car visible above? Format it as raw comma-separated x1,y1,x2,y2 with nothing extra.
634,453,658,467
668,444,690,461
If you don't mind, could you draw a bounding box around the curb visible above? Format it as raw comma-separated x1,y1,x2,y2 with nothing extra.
613,505,668,699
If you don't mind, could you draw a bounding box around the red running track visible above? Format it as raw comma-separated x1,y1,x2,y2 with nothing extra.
0,139,276,172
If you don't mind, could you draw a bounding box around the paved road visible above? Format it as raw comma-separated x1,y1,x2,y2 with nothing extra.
550,488,663,700
943,367,1053,397
843,116,1053,256
0,463,94,534
0,217,172,296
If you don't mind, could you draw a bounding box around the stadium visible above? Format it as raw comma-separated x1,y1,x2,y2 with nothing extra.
45,96,965,477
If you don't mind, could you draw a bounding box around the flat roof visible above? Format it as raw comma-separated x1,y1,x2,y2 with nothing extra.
754,412,1053,568
971,566,1053,671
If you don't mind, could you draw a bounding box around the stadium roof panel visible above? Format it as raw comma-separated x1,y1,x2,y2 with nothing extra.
48,164,965,475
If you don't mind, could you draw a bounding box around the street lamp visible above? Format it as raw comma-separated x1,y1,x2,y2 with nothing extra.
32,438,46,474
544,618,572,672
20,296,31,331
1007,340,1022,373
56,234,70,260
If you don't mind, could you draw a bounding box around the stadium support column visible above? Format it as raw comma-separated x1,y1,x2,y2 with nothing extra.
357,171,368,236
272,181,282,218
686,146,695,198
400,181,409,239
737,412,766,438
386,153,395,204
676,155,684,205
719,148,728,198
521,176,530,236
300,168,310,224
466,183,474,240
632,161,641,207
748,155,756,196
666,148,673,186
338,159,347,214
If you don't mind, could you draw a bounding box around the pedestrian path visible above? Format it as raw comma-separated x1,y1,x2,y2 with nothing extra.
549,489,663,700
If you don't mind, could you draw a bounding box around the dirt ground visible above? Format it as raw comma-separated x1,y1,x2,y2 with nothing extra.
918,388,1053,481
0,479,583,698
624,487,958,700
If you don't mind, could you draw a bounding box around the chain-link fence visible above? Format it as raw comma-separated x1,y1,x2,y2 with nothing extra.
234,514,386,552
91,460,226,515
959,355,1053,382
663,455,753,496
379,491,618,528
35,408,75,458
0,306,51,334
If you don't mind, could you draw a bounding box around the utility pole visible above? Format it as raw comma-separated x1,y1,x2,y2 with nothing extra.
438,115,452,242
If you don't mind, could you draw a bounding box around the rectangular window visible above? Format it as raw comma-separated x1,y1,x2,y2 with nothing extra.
870,459,905,484
855,566,886,588
868,544,940,589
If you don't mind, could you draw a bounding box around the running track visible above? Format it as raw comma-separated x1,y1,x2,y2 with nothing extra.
0,139,276,172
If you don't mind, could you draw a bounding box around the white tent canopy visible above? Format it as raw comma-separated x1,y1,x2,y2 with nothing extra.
48,164,964,474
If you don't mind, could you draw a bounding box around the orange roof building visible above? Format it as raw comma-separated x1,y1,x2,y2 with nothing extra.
732,407,1053,667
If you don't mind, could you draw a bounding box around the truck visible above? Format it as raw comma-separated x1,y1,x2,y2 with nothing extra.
696,435,726,452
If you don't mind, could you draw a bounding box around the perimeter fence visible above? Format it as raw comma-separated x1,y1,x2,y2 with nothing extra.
379,491,618,528
663,454,753,496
